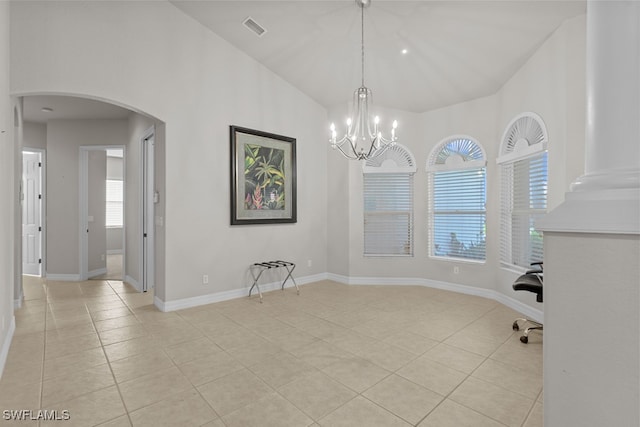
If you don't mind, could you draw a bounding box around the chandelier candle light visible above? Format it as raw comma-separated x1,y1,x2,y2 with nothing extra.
329,0,398,161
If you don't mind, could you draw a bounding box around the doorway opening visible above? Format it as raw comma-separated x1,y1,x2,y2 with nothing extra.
79,145,126,282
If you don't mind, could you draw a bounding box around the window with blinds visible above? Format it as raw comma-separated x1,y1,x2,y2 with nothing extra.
106,179,123,227
498,112,549,269
363,173,414,256
500,152,547,268
427,136,487,261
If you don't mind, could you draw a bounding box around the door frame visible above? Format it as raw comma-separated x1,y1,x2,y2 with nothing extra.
79,145,126,281
21,148,46,277
140,127,155,292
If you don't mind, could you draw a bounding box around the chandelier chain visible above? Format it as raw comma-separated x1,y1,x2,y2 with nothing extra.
361,3,365,87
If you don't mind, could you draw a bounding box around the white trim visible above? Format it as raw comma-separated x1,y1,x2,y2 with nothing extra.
46,273,81,281
87,267,107,278
125,275,142,293
14,298,22,310
106,249,123,255
153,272,542,323
426,159,487,172
0,316,16,380
496,142,545,165
154,273,328,312
22,147,46,277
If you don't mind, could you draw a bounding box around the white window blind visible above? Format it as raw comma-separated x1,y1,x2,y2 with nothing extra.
427,136,487,261
106,179,123,227
429,168,486,260
363,173,414,256
500,152,547,268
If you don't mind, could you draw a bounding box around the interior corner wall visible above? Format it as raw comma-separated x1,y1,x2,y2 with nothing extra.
45,119,128,277
10,1,328,305
0,0,15,378
330,14,586,314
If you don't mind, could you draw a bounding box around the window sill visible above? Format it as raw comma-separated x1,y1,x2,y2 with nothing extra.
429,255,486,265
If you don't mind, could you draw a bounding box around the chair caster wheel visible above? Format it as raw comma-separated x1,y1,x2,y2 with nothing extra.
512,321,519,331
520,336,528,344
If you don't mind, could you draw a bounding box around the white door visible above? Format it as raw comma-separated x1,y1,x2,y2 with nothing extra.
22,151,42,276
142,133,155,292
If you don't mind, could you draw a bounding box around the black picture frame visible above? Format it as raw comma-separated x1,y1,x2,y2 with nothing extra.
230,126,297,225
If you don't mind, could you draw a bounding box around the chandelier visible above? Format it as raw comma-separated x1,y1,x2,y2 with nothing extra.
329,0,398,161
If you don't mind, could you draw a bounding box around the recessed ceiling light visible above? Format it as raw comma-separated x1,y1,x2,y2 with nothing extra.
41,107,53,113
401,49,408,55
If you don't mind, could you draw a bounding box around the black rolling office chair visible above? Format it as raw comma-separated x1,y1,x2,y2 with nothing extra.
512,262,543,343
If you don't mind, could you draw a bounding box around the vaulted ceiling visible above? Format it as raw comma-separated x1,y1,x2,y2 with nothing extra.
170,0,586,113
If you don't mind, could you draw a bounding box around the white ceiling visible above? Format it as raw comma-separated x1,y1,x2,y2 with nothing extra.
171,0,586,113
21,1,586,122
23,95,132,124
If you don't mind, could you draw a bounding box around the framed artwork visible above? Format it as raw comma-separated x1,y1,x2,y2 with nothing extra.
230,126,297,225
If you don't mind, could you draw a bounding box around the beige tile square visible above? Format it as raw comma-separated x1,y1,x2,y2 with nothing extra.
278,371,357,420
94,315,141,332
318,396,410,427
39,385,126,427
289,340,352,369
163,337,223,365
449,376,533,427
363,374,444,425
361,341,416,372
383,330,439,355
418,399,504,427
443,329,507,357
265,329,318,352
0,380,41,411
222,391,313,427
44,332,101,359
248,352,316,388
43,347,107,380
523,401,543,427
197,368,274,416
177,351,244,386
128,388,218,427
472,358,543,399
103,335,161,362
118,366,193,411
490,335,543,376
110,349,174,383
321,357,390,393
396,356,466,396
423,343,486,374
42,363,115,406
95,415,132,426
98,325,150,346
225,337,282,367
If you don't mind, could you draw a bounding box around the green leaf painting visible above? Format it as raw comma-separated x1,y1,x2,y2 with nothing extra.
243,144,286,210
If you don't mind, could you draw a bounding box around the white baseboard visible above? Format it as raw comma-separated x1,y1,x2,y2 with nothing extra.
155,272,329,312
325,273,543,323
125,275,142,292
107,249,123,255
46,273,81,281
88,268,107,279
153,271,542,323
0,316,16,380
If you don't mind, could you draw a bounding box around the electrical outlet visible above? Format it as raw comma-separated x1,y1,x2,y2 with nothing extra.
453,266,460,274
202,275,209,285
101,254,105,261
307,259,312,267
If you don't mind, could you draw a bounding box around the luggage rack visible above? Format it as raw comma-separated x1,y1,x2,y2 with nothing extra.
249,260,299,302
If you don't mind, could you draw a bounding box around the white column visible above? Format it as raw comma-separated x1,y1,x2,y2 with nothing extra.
539,2,640,426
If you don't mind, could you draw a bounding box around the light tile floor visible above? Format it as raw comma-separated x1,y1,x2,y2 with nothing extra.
1,277,543,426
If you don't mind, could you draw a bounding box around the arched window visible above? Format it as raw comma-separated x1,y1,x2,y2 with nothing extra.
362,144,416,256
498,112,548,268
427,136,487,261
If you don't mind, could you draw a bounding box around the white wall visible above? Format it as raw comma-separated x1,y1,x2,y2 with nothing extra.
23,122,46,150
10,1,329,305
0,0,15,378
45,119,128,277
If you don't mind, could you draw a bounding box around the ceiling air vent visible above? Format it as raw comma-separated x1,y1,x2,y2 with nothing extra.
243,17,267,37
